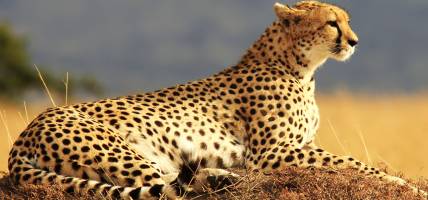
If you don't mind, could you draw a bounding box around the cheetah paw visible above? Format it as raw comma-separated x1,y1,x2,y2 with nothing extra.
191,168,240,192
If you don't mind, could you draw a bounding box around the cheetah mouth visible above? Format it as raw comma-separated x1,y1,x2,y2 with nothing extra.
330,45,354,61
331,45,343,54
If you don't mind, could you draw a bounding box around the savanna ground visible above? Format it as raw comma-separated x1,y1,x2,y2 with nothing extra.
0,92,428,199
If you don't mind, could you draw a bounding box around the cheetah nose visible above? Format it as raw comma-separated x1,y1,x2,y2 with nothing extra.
347,39,358,47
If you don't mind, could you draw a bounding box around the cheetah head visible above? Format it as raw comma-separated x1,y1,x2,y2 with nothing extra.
274,1,358,62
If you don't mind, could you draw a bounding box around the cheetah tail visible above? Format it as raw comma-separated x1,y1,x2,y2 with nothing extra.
8,156,177,200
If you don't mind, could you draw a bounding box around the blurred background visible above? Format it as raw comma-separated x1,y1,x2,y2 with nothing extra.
0,0,427,179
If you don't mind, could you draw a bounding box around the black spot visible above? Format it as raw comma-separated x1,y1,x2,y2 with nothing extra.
216,158,224,168
154,121,163,127
200,142,207,150
108,136,116,143
79,180,88,188
81,146,90,152
70,154,80,160
124,163,133,169
42,156,51,162
63,177,74,184
62,148,70,154
177,160,199,185
45,137,53,143
267,154,275,160
132,170,142,176
121,171,129,176
93,144,102,150
82,172,89,179
111,188,121,199
65,186,75,193
94,156,102,162
140,164,150,169
129,187,141,199
143,175,152,182
148,184,164,197
261,161,268,169
126,178,135,186
272,161,280,169
133,117,142,123
109,166,118,173
62,139,71,145
73,136,82,143
52,143,59,150
308,157,316,164
284,155,294,162
152,173,161,179
55,132,63,138
22,174,31,181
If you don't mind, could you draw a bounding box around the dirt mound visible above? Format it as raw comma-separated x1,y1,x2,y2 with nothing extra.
1,168,426,200
0,171,96,200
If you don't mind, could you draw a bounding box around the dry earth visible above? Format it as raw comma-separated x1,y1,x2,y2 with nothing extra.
0,168,427,200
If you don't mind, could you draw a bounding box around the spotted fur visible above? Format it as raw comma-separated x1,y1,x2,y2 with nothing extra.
7,1,426,199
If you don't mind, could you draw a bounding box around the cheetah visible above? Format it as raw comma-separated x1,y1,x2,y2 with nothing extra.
7,1,427,199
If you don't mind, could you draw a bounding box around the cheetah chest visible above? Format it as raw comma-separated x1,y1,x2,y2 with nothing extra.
303,101,319,144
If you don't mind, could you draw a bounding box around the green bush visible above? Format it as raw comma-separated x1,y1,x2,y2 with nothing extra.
0,23,102,102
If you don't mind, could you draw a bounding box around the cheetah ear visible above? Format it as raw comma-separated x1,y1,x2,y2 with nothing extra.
273,2,306,20
273,2,288,16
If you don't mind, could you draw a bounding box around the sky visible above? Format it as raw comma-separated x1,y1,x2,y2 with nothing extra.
0,0,428,96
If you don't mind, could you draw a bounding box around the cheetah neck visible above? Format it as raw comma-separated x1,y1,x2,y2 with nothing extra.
237,21,328,85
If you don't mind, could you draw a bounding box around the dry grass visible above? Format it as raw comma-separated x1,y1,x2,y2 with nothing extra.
204,168,428,200
1,168,427,200
316,92,428,179
0,172,98,200
0,92,428,199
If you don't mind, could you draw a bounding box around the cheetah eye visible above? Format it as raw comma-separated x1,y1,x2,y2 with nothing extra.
326,21,338,27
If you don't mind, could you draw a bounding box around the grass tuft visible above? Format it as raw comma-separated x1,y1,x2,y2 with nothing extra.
34,64,57,107
0,110,13,149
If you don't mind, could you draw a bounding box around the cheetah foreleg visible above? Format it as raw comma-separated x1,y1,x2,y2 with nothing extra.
253,144,427,197
190,168,241,193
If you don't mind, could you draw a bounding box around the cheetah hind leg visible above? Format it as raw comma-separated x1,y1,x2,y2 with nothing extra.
190,168,241,193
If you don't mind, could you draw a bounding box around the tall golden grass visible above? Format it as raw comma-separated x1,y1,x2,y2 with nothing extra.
0,92,427,179
316,92,428,179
